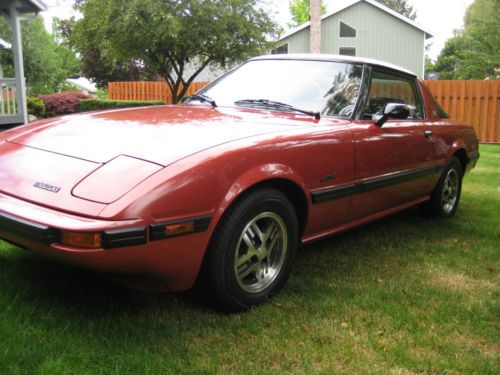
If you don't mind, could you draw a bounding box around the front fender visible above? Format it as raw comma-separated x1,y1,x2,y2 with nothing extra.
212,163,308,225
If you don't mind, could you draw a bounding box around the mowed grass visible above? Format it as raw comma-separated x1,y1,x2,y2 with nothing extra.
1,146,499,375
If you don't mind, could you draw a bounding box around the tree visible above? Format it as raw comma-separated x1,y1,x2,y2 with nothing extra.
71,0,278,103
458,0,500,78
59,17,147,89
78,49,146,89
309,0,322,52
424,56,435,76
374,0,417,20
63,7,149,89
433,0,499,79
432,31,466,79
0,16,80,95
52,19,81,81
288,0,327,27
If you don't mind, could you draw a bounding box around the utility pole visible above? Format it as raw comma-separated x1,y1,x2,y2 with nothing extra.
309,0,322,53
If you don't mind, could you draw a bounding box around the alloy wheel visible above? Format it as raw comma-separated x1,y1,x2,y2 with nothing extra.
234,212,288,294
441,168,459,214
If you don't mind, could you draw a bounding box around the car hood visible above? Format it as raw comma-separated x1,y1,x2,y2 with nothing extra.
6,105,309,166
0,106,313,215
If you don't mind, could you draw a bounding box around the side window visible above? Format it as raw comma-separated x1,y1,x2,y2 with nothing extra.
271,44,288,55
339,47,356,56
432,97,449,118
339,21,356,38
363,70,424,120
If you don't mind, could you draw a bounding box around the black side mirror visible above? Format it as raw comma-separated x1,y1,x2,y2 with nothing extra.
373,103,410,127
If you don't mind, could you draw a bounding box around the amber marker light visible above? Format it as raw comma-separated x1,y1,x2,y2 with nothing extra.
60,230,102,249
165,221,195,237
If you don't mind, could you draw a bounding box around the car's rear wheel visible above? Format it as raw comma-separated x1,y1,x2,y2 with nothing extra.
422,156,463,218
199,188,298,312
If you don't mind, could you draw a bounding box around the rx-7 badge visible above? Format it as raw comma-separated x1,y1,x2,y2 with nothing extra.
33,182,61,193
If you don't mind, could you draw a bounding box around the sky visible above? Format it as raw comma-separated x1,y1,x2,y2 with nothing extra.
40,0,474,60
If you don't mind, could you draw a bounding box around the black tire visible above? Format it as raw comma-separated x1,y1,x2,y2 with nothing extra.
422,156,463,218
199,187,299,312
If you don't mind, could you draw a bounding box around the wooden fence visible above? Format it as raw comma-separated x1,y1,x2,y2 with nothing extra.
425,80,499,143
108,81,209,104
108,79,499,143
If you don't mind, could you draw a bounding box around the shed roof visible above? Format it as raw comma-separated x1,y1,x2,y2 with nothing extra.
279,0,433,41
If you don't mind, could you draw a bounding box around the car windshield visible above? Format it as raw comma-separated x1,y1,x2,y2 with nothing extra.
195,59,363,118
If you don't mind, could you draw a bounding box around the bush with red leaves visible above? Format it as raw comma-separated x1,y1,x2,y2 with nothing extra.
38,91,92,117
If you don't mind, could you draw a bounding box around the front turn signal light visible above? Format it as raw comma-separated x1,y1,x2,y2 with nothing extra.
60,230,102,249
165,221,194,237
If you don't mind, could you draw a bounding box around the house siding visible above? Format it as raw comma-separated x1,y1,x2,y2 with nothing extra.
279,32,310,55
277,1,425,77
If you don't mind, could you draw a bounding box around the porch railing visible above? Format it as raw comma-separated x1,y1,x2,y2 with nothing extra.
0,78,18,116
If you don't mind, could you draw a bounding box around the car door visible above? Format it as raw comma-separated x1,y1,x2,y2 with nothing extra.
347,69,436,221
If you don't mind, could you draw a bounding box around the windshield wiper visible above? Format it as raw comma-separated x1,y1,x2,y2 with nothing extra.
187,94,217,108
234,99,320,120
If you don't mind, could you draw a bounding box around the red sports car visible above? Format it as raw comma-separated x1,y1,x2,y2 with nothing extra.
0,55,479,311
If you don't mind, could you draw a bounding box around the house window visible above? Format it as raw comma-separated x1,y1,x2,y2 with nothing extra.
271,44,288,54
339,47,356,56
340,21,356,38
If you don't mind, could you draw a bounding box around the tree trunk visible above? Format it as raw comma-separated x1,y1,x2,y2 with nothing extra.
309,0,322,54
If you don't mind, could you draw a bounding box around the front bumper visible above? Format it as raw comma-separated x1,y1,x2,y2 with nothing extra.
0,210,147,249
0,210,59,245
0,192,211,292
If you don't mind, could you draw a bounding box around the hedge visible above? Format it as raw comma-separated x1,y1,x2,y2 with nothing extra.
27,97,46,118
79,99,165,112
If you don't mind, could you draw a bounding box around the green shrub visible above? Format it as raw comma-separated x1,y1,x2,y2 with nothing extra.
95,88,108,100
27,97,46,118
79,99,165,112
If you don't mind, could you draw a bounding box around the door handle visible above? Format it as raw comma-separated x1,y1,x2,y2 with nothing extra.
424,130,433,138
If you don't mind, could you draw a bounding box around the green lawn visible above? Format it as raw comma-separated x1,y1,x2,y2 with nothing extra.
1,145,498,374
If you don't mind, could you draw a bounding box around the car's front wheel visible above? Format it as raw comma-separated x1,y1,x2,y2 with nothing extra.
200,187,299,312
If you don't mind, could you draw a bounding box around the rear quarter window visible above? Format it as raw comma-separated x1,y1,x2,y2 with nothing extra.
432,97,449,119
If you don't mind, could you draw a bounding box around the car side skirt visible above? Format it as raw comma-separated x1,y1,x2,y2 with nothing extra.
302,195,430,243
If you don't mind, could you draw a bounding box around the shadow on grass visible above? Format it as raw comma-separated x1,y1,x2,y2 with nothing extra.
0,247,210,318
